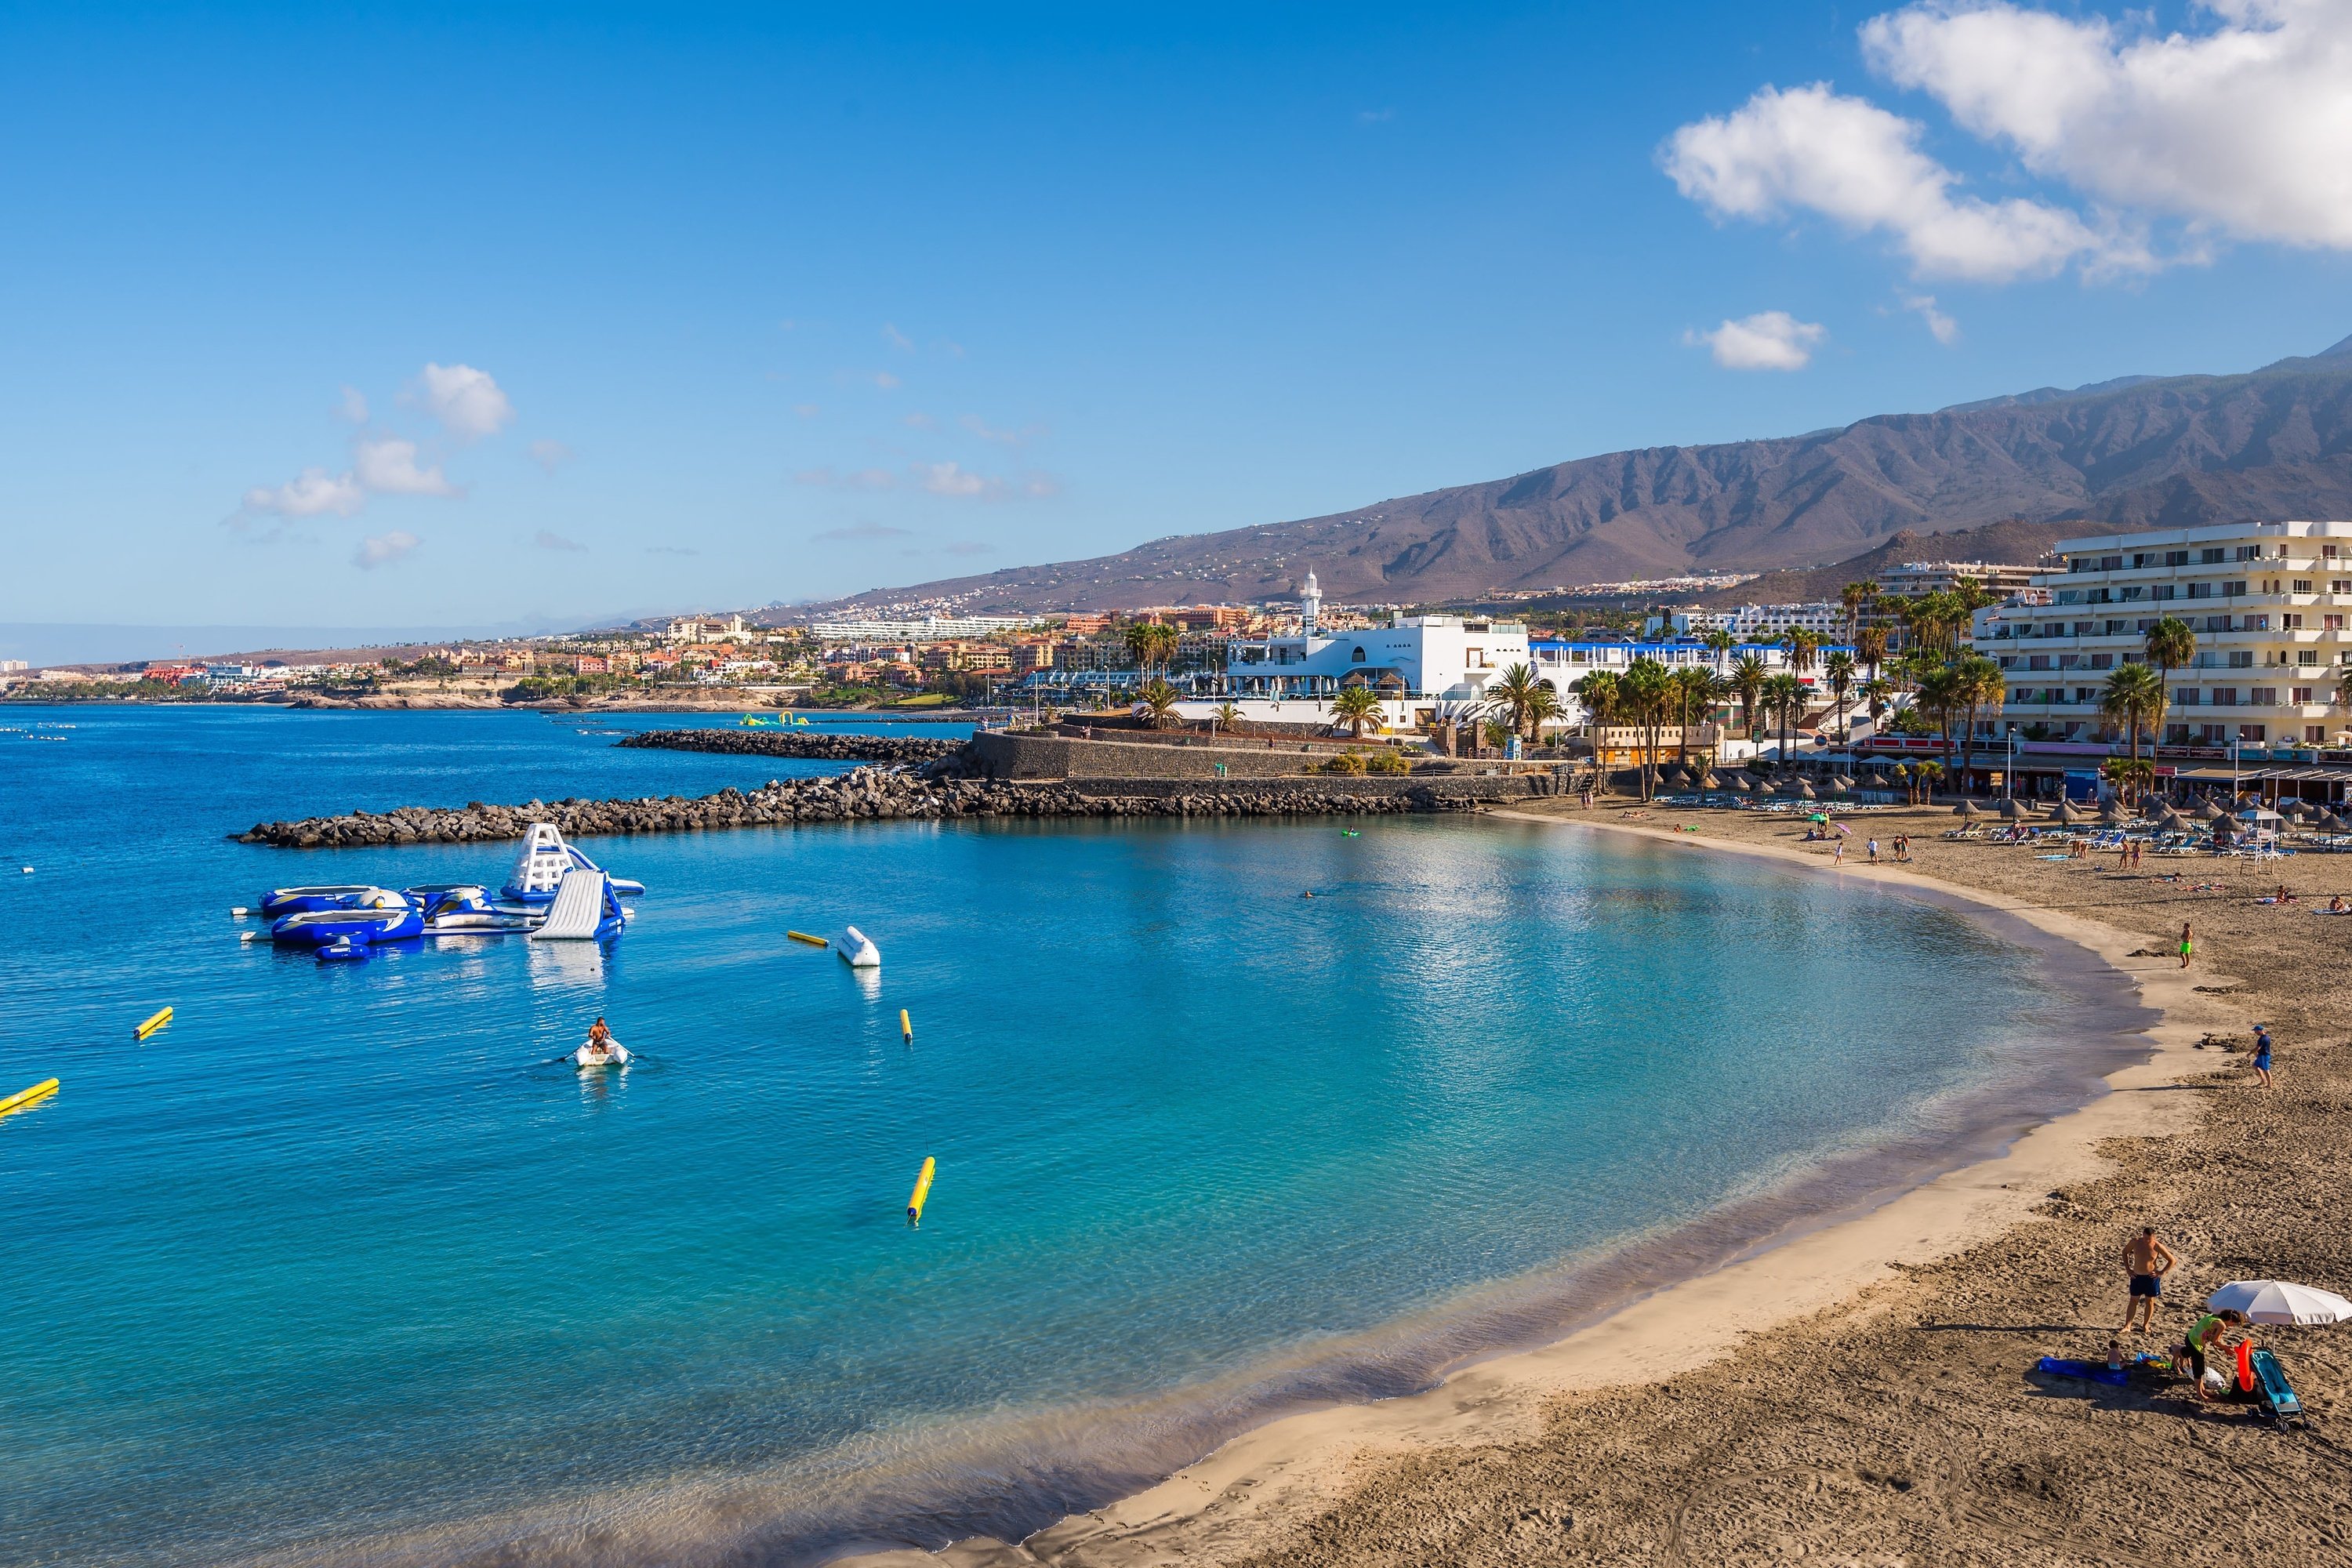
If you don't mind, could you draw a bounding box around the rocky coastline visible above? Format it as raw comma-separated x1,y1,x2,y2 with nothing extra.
615,728,962,764
234,766,1496,848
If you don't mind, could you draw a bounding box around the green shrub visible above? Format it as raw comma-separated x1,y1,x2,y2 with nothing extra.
1322,750,1368,775
1364,747,1409,775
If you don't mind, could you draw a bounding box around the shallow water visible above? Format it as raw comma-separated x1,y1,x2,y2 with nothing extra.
0,708,2141,1566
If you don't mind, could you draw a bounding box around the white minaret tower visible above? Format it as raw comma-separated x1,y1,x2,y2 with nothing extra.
1299,570,1321,637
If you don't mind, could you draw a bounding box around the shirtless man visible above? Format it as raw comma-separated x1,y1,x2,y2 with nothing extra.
2122,1225,2179,1334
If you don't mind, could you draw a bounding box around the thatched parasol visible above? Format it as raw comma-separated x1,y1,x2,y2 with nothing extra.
1998,798,2034,820
2098,803,2132,826
2053,800,2090,825
1955,799,1986,818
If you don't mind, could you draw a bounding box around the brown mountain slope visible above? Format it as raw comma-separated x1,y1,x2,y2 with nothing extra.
780,338,2352,619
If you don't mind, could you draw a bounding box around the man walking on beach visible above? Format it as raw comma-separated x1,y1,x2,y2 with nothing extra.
2180,921,2194,968
2122,1226,2178,1334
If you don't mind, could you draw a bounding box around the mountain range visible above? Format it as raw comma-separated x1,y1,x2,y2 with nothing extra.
778,334,2352,621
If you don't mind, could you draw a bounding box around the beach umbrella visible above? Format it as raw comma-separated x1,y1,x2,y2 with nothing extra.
2099,804,2132,826
1697,770,1722,792
1830,773,1854,789
1864,771,1892,790
2324,811,2352,834
2205,1280,2352,1327
2053,800,2090,824
1796,780,1817,800
1955,800,1985,818
1997,798,2033,820
2194,800,2227,821
1748,777,1774,797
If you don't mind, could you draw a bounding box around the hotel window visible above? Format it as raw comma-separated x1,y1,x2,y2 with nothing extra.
2249,615,2270,631
2301,650,2321,666
2201,547,2227,563
2027,654,2051,670
2310,726,2329,744
2212,688,2239,706
2175,688,2201,705
2225,580,2249,597
2153,584,2176,600
2165,550,2190,567
2230,651,2254,668
2200,723,2228,742
2292,687,2314,705
2075,687,2097,704
2074,621,2096,635
2089,652,2114,669
2283,613,2304,629
2205,615,2230,632
2118,586,2145,601
2330,615,2347,631
2241,724,2267,742
2252,687,2278,706
2328,545,2342,558
2295,579,2314,593
2187,582,2213,599
2105,619,2128,634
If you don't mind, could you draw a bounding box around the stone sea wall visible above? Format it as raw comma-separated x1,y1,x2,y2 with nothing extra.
615,728,962,764
235,768,1534,848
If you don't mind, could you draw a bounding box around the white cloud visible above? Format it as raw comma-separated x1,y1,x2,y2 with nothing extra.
1685,312,1829,370
244,467,366,517
416,362,515,441
533,530,586,552
796,466,898,491
336,386,369,423
353,531,420,569
353,436,459,497
1662,82,2125,281
1862,0,2352,251
882,323,914,352
869,371,901,390
1900,292,1962,344
528,438,574,471
915,461,992,497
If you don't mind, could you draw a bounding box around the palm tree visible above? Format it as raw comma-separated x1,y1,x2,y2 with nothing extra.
1618,658,1673,800
1915,757,1945,804
1572,669,1620,730
1841,580,1877,644
2144,616,2196,749
1213,699,1242,733
1330,683,1382,739
1135,676,1181,729
1671,666,1723,770
2100,663,2166,797
1786,629,1820,677
1916,662,1960,789
1731,653,1769,740
1823,650,1857,750
1951,654,2005,793
1702,626,1736,675
1761,671,1804,767
1523,681,1562,745
1861,676,1893,739
1491,662,1544,739
1856,623,1889,684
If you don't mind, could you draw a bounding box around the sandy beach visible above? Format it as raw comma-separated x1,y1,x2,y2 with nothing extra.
856,800,2352,1568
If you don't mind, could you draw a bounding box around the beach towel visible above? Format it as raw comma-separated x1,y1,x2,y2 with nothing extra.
2035,1356,2129,1387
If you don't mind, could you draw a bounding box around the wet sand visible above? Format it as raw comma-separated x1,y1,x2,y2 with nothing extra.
856,801,2352,1568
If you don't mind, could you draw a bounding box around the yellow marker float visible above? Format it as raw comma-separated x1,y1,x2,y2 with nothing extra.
786,931,829,948
0,1078,58,1117
134,1007,173,1040
899,1008,913,1041
906,1156,936,1225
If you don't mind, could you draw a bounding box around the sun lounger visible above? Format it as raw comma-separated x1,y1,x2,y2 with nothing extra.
2250,1348,2307,1428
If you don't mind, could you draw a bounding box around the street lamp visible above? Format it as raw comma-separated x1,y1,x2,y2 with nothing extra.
2005,722,2016,802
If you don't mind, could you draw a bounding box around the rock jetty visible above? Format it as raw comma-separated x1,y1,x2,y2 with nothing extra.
616,728,961,764
235,768,1492,848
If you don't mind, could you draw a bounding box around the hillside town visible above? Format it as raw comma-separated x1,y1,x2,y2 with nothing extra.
16,529,2352,802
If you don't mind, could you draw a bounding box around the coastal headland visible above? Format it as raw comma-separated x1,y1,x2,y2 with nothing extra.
848,801,2352,1568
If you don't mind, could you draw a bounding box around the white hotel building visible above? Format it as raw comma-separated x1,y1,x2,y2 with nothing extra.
1976,521,2352,749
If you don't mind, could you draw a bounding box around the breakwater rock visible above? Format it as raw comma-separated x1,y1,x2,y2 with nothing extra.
616,728,962,764
236,769,1501,848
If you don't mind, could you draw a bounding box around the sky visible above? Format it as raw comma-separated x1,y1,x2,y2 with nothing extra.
6,1,2352,641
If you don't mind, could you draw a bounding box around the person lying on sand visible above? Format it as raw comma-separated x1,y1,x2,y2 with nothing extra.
2331,895,2347,913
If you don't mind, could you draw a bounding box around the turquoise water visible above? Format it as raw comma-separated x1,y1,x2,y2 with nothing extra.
0,708,2140,1566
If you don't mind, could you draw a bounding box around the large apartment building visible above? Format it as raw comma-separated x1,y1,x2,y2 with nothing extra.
1977,521,2352,748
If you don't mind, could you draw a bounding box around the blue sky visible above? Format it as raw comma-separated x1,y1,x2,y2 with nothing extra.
6,1,2350,636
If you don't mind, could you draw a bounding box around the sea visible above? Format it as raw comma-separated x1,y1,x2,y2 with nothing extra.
0,706,2150,1566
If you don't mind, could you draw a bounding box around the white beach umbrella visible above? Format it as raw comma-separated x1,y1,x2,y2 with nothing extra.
2205,1280,2352,1326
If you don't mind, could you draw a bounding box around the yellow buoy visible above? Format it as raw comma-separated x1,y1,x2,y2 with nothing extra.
899,1008,913,1041
786,930,829,948
0,1078,58,1117
906,1156,936,1224
135,1007,173,1040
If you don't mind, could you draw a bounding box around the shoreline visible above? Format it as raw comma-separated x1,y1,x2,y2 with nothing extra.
842,807,2236,1568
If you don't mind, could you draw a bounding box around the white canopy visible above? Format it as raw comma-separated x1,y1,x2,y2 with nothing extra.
2205,1279,2352,1326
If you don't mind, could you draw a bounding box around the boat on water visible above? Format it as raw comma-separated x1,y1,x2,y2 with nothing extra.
270,906,424,948
573,1036,631,1068
837,925,881,968
260,885,411,919
499,824,647,903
